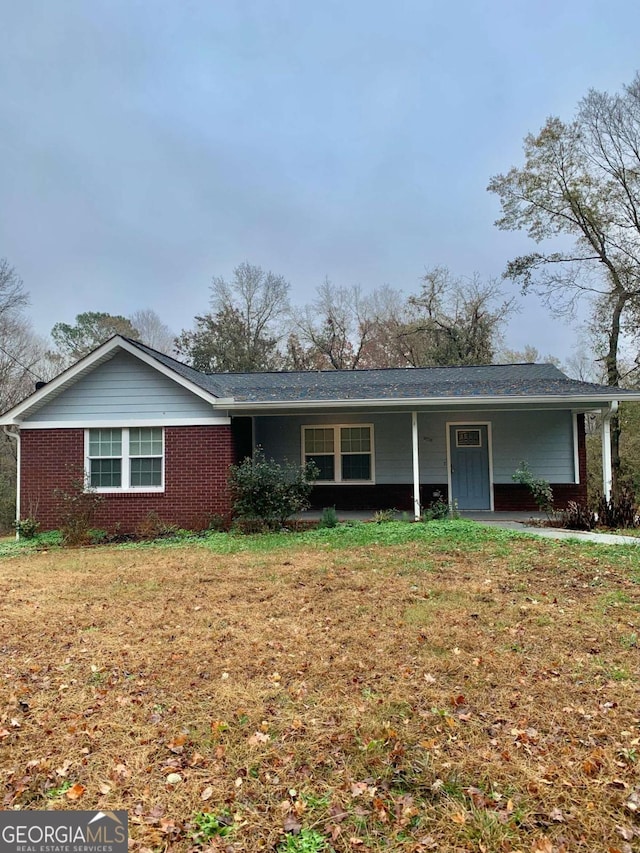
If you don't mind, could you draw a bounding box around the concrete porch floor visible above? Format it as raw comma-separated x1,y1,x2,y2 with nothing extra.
297,509,640,545
298,509,545,523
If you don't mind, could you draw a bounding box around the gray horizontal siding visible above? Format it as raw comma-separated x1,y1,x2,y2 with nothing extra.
27,351,216,422
254,408,576,485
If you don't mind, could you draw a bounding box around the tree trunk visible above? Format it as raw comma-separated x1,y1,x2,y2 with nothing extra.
605,295,625,496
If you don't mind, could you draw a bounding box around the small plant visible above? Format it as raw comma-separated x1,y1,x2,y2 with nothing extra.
595,488,638,529
14,517,40,539
135,511,179,540
191,811,233,843
207,512,230,532
560,500,596,531
512,461,554,515
45,780,72,799
318,506,338,529
54,471,104,546
229,449,318,531
372,508,396,523
422,498,451,522
277,827,327,853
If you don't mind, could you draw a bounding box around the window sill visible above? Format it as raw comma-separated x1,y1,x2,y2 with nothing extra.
313,481,376,486
88,487,165,494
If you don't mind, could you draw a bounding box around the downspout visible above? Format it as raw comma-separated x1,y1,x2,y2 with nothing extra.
3,426,20,539
601,401,618,501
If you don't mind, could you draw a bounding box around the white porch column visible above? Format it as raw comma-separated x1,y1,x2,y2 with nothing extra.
601,401,617,501
412,411,421,521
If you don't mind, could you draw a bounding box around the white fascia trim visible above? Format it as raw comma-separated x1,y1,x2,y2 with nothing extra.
225,394,636,412
0,336,231,423
19,417,231,429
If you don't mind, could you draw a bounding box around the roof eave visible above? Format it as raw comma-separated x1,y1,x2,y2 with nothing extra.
224,393,638,411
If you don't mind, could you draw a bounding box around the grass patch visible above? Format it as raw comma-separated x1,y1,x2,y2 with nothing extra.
0,522,639,851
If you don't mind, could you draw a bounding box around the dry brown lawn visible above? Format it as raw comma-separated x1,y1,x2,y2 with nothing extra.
1,524,639,852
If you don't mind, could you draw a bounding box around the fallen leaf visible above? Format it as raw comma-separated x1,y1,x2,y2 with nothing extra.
531,838,553,853
248,731,270,746
65,783,86,801
166,734,187,753
200,786,213,801
283,814,302,834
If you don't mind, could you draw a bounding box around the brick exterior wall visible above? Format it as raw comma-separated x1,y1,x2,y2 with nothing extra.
21,426,235,533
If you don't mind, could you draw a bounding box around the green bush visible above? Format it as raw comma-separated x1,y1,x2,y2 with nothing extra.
422,497,451,521
228,449,318,531
14,517,40,539
318,506,338,529
512,461,554,515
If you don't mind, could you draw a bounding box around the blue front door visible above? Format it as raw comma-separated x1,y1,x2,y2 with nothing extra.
449,425,491,510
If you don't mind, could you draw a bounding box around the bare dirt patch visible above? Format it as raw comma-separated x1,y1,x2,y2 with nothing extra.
1,530,639,851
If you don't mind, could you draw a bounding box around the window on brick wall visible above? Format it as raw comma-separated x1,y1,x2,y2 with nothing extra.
302,424,374,483
86,428,164,491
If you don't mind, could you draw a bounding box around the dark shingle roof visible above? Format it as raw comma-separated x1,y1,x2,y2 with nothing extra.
126,339,631,404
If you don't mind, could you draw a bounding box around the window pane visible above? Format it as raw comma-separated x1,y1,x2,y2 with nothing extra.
89,428,121,457
342,453,371,481
90,458,121,487
130,457,162,487
456,429,481,448
130,427,162,456
340,427,371,453
306,454,335,481
304,428,334,454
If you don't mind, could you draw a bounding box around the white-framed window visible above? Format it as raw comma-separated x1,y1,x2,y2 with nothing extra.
86,427,164,492
456,428,482,448
302,424,374,483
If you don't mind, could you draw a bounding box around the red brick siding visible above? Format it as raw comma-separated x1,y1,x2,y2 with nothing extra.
21,426,234,532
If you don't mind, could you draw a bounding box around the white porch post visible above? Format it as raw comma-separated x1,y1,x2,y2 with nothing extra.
602,402,617,501
412,411,421,521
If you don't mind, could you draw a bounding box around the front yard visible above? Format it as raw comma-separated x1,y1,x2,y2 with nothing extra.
1,521,639,852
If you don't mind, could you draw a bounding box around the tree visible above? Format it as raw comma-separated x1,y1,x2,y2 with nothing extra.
488,73,640,489
397,267,514,367
51,312,140,361
176,263,290,372
0,259,55,529
293,280,388,370
129,309,176,355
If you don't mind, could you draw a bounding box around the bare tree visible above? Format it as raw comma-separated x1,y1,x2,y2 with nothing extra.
129,309,176,355
488,73,640,489
397,268,515,367
295,280,372,370
177,263,290,372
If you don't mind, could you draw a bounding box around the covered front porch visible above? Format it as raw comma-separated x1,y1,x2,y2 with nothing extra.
244,403,611,519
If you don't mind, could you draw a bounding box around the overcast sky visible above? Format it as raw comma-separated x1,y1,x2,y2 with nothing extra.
2,0,640,363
